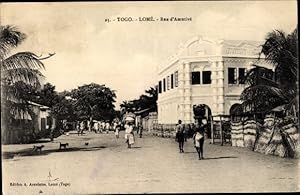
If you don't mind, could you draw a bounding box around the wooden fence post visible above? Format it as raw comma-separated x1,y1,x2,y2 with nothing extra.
211,116,214,144
220,118,223,146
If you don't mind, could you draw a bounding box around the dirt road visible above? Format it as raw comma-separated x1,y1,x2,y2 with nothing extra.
2,130,299,194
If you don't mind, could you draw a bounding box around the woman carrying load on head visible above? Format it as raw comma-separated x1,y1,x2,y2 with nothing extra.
193,119,205,160
124,114,135,148
125,121,135,148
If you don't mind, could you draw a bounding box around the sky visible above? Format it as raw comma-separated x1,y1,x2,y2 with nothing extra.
0,1,297,109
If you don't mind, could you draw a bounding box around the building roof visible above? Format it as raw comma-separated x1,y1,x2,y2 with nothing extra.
159,36,264,73
222,39,263,47
28,101,50,109
134,107,152,115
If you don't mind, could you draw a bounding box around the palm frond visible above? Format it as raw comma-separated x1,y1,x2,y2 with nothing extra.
1,52,45,71
240,84,289,113
241,84,287,102
285,95,299,113
243,65,277,86
0,25,26,59
2,85,25,104
2,67,44,88
259,29,298,86
260,30,287,62
8,101,32,120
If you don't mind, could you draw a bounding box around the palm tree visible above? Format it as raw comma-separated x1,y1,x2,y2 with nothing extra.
1,25,54,142
1,25,55,90
260,28,298,91
240,27,298,117
240,65,288,114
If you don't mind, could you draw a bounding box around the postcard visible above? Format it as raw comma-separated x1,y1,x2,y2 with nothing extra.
1,1,298,194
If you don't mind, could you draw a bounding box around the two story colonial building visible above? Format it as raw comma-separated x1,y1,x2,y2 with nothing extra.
157,36,271,124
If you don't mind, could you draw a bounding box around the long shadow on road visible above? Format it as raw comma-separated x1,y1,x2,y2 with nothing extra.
179,151,239,160
202,156,238,160
130,146,142,149
2,146,107,160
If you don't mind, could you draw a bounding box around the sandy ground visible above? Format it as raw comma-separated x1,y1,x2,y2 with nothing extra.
2,130,299,194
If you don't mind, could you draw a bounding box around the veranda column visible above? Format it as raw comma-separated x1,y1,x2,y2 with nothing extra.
217,60,225,115
211,61,218,115
178,62,185,121
210,60,219,144
183,62,192,124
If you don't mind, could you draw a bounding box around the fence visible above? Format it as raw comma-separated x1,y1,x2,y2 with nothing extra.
230,116,299,158
152,122,215,140
153,116,299,158
152,123,177,138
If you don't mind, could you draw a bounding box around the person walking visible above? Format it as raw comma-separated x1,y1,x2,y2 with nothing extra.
175,120,185,153
183,124,187,142
76,122,80,136
79,121,85,136
94,121,99,134
105,121,110,134
193,119,205,160
115,122,121,138
101,121,105,133
176,120,183,133
125,121,135,148
138,122,143,138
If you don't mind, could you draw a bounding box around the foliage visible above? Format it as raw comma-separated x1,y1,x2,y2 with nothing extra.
33,83,60,107
260,28,298,91
240,27,298,116
52,95,77,121
31,83,77,122
1,26,54,89
240,65,288,113
120,86,158,114
70,83,117,122
0,25,54,136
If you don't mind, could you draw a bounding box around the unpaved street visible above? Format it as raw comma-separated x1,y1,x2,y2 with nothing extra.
2,130,299,194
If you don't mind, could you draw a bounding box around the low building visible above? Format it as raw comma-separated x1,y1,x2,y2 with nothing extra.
2,101,52,144
28,101,52,132
135,108,158,132
157,36,272,125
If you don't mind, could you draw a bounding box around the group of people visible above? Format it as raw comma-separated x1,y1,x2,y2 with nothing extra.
175,119,206,160
92,120,113,134
75,117,144,149
76,120,118,136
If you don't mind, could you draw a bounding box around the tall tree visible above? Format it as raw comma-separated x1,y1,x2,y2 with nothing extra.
52,95,76,122
33,83,60,107
70,83,117,130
